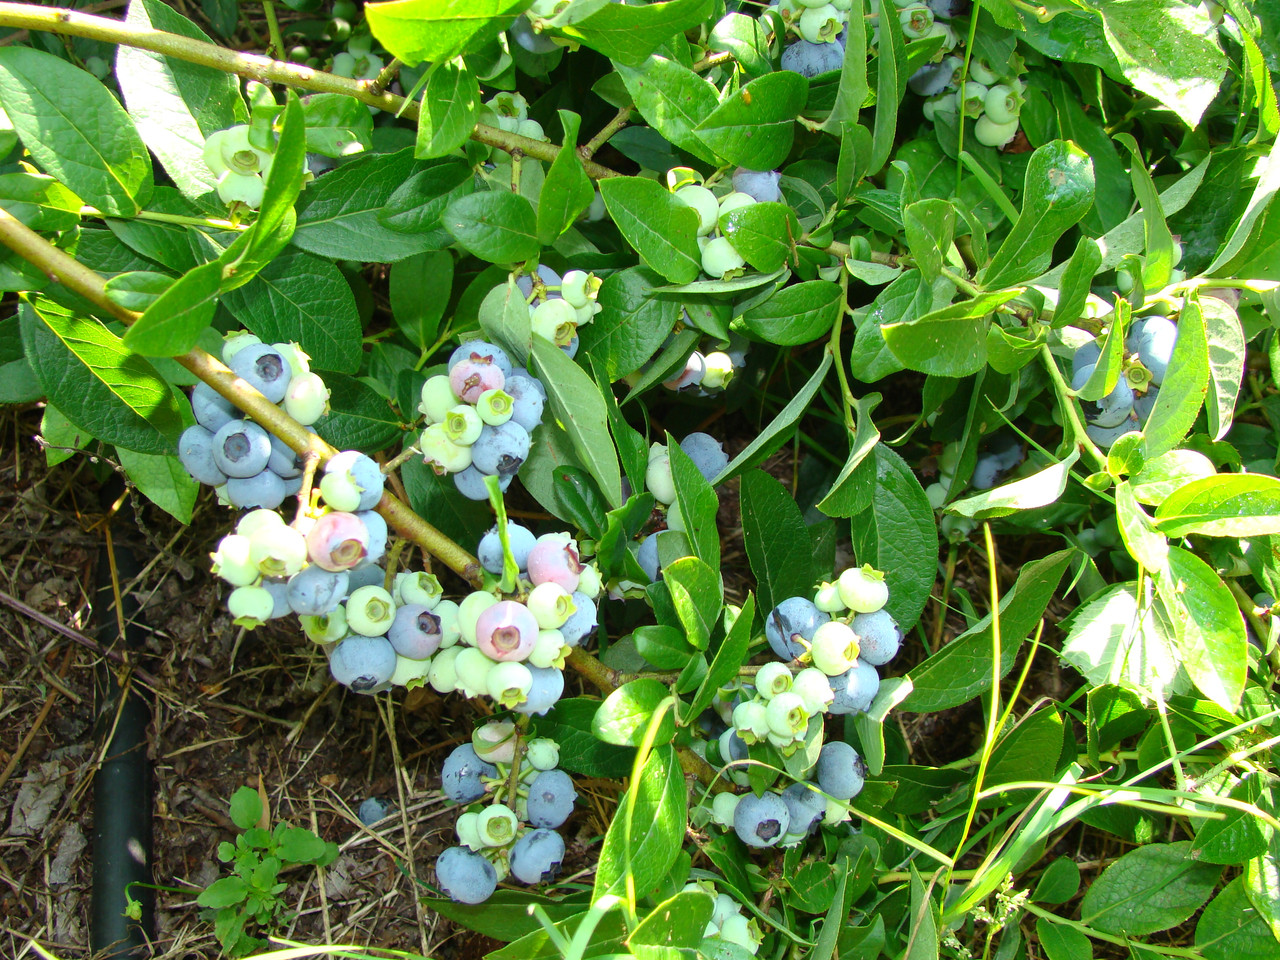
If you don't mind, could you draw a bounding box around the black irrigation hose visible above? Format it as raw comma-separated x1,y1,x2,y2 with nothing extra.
90,479,154,958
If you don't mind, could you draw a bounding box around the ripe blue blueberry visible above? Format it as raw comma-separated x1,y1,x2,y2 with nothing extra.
1070,341,1102,380
225,469,287,509
1126,316,1177,386
816,741,867,801
509,828,566,884
781,39,845,78
211,419,273,478
509,14,559,53
505,374,546,433
358,797,393,826
478,521,538,574
765,597,831,661
1135,386,1159,424
267,433,302,479
356,510,388,565
436,846,497,904
229,342,293,404
558,592,597,647
329,635,397,693
970,455,1002,491
515,264,562,300
471,421,531,477
191,382,237,432
829,660,880,715
386,603,443,659
454,464,513,501
1071,362,1135,429
731,167,782,204
287,565,349,616
514,665,565,716
526,768,576,828
441,744,497,804
781,781,825,836
679,432,729,483
733,791,790,848
636,534,661,583
262,579,292,619
178,425,227,486
851,610,902,666
909,59,958,96
347,562,385,592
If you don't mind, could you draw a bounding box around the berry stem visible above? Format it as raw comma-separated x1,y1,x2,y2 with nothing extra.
0,2,623,180
260,0,284,59
580,106,632,160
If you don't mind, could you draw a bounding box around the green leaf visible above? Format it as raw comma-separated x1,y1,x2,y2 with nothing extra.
1090,0,1228,128
580,266,680,380
712,350,832,484
379,159,474,239
0,47,151,215
1156,473,1280,538
123,259,221,356
616,58,719,165
740,279,840,345
980,140,1095,291
1191,776,1269,865
104,271,174,313
1130,449,1215,507
868,0,904,177
563,0,714,66
1033,859,1082,905
1143,293,1208,458
530,336,623,508
668,435,720,570
1115,479,1169,573
389,250,452,350
693,70,808,170
117,0,242,200
1052,238,1104,328
20,299,185,455
538,111,595,245
1196,877,1278,960
302,93,373,158
946,449,1079,520
416,57,479,159
594,745,686,901
1080,841,1221,936
276,826,328,863
688,593,755,720
902,550,1073,713
816,394,882,519
364,0,525,64
293,148,445,262
1035,919,1092,960
741,470,815,616
630,889,714,949
1202,295,1245,441
197,875,249,909
0,172,81,233
1114,132,1176,289
633,624,695,670
312,372,403,451
599,176,702,284
551,466,606,541
984,706,1065,796
425,891,593,946
903,198,955,285
229,785,263,830
442,189,540,264
222,248,362,374
664,556,722,651
883,288,1023,377
1156,545,1246,711
848,444,937,631
904,864,939,960
718,202,799,274
117,448,198,524
531,699,634,779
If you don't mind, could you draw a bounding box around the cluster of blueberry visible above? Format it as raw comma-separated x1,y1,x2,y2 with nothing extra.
418,339,547,501
772,0,963,79
635,433,730,582
659,332,749,396
435,727,578,903
669,173,771,280
698,565,897,847
925,433,1025,507
420,523,600,713
516,263,602,357
178,334,331,510
1072,314,1177,448
478,91,550,144
203,125,278,211
682,881,764,955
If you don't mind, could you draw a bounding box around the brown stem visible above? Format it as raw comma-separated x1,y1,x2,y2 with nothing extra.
0,3,622,180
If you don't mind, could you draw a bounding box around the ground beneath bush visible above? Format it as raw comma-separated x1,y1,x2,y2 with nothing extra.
0,396,1096,960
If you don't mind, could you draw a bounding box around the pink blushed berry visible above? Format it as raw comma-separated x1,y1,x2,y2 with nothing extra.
474,600,539,662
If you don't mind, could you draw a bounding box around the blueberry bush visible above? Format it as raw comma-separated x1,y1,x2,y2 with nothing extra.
2,0,1280,957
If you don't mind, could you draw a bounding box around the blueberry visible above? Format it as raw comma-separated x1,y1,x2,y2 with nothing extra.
515,265,562,299
267,433,302,478
928,0,970,17
1085,420,1137,449
781,39,845,79
471,421,531,477
229,342,293,404
262,578,292,619
509,828,565,884
679,432,729,483
454,464,513,501
356,510,388,565
636,535,661,583
1135,387,1159,424
287,565,349,616
358,797,393,826
329,635,397,693
178,425,227,486
558,592,597,646
765,597,831,661
829,660,879,715
816,741,866,801
509,14,559,53
733,792,790,848
909,59,958,96
211,419,273,478
781,781,825,836
514,665,564,716
387,603,444,659
1071,341,1102,380
1126,316,1177,385
347,562,385,592
441,744,497,803
970,456,1002,491
986,432,1023,472
449,339,513,378
191,382,237,432
478,521,538,574
526,769,576,828
505,374,546,433
326,451,385,511
225,469,287,509
436,846,497,904
561,334,579,360
1071,362,1134,428
731,167,782,204
851,610,901,666
719,727,749,765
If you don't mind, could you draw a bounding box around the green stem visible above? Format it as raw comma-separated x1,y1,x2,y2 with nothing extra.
1021,902,1204,959
939,265,981,298
581,105,632,160
830,269,857,432
261,0,284,59
1038,344,1108,472
82,205,246,231
0,2,622,180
